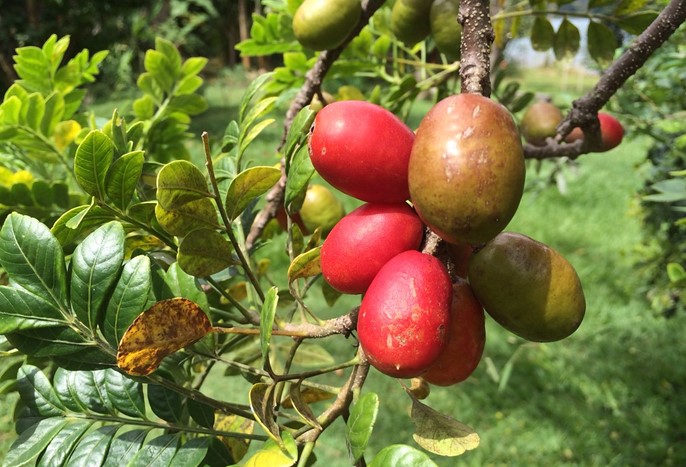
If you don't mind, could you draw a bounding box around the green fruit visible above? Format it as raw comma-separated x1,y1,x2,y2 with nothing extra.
408,93,525,245
299,184,346,235
430,0,462,61
468,232,586,342
293,0,361,51
520,100,563,146
391,0,432,46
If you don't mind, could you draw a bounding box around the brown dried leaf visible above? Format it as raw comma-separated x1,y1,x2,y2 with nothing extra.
117,298,212,375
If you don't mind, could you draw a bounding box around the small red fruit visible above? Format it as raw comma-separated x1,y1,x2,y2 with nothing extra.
358,251,452,378
309,101,415,203
422,279,485,386
565,112,624,152
321,203,424,294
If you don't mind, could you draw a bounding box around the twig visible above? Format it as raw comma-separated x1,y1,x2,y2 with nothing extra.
524,0,686,160
459,0,495,95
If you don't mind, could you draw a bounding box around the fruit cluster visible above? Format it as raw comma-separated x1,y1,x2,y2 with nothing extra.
305,96,586,386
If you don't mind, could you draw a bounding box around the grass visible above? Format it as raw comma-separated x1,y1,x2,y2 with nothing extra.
2,71,685,466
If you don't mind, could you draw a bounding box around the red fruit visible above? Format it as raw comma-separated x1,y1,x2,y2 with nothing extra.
358,251,452,378
309,100,415,203
422,279,485,386
276,207,308,233
565,112,624,152
321,203,424,294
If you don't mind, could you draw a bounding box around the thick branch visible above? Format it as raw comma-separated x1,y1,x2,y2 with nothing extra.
245,0,385,250
459,0,495,95
524,0,686,160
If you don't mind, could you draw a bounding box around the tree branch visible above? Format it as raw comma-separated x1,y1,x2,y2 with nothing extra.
459,0,495,95
524,0,686,160
245,0,386,251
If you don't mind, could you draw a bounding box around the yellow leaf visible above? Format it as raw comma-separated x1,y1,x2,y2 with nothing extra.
53,120,82,150
287,246,321,282
214,413,255,463
117,298,212,376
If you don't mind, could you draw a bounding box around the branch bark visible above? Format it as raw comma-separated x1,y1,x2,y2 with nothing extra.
524,0,686,160
245,0,386,251
459,0,495,96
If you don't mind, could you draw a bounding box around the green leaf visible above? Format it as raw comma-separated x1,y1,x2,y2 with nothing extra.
530,17,555,52
368,444,438,467
17,364,67,417
171,437,212,467
188,399,216,429
226,166,281,220
260,287,279,367
148,383,184,423
553,18,580,60
105,150,144,210
409,393,480,456
614,0,648,16
181,57,208,77
243,96,278,130
177,229,234,277
239,118,276,156
587,21,617,66
284,107,315,170
0,213,68,310
0,286,67,333
103,255,152,348
104,369,146,418
22,92,46,130
41,91,65,136
168,94,208,115
617,11,658,35
74,130,114,199
129,433,181,466
32,180,54,208
101,429,148,467
145,50,176,93
8,327,95,359
51,205,114,246
288,380,322,429
284,145,314,213
70,221,125,330
288,247,321,282
239,72,274,124
163,262,210,312
156,160,211,210
37,420,92,467
347,392,379,463
667,262,686,283
155,198,219,237
67,424,120,466
3,418,69,467
65,370,114,415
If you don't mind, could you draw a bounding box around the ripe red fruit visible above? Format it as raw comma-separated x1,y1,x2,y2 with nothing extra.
422,279,485,386
309,100,415,203
565,112,624,152
358,251,452,378
321,203,424,294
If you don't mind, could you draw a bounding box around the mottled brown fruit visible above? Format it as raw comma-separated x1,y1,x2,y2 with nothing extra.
520,100,564,146
408,93,525,245
468,232,586,342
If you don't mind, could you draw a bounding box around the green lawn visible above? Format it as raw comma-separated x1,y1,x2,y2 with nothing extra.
1,73,685,466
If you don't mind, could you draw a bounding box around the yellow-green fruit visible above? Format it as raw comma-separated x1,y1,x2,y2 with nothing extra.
310,92,335,112
520,100,563,146
299,184,346,235
293,0,361,51
391,0,433,46
430,0,461,61
468,232,586,342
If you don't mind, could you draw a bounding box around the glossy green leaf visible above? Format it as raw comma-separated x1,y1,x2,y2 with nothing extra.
177,229,234,277
31,180,53,207
243,432,297,467
8,327,94,359
553,18,580,60
129,433,180,466
347,392,379,463
249,382,282,445
145,49,176,93
105,150,144,210
22,92,46,131
3,418,69,467
163,262,210,312
409,393,480,456
104,369,146,418
101,429,149,467
41,91,65,136
168,94,208,115
148,383,184,423
53,368,110,414
530,17,555,52
239,118,276,156
67,424,120,467
74,130,114,199
53,367,87,412
17,364,67,417
284,145,314,213
70,221,125,330
181,57,208,77
614,0,648,16
226,166,281,220
368,444,438,467
242,96,278,130
0,286,67,333
617,11,658,35
288,380,321,429
587,21,617,66
284,107,315,170
37,420,92,467
51,205,114,246
0,213,68,310
188,399,216,429
155,197,219,237
156,160,211,210
170,436,212,467
287,246,321,282
103,255,152,348
239,72,274,124
260,287,279,367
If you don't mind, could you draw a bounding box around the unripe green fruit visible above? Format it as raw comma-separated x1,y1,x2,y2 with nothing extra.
293,0,361,51
520,100,563,146
468,232,586,342
391,0,433,46
430,0,462,61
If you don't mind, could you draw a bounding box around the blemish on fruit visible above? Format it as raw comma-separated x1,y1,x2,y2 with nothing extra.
472,105,481,118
